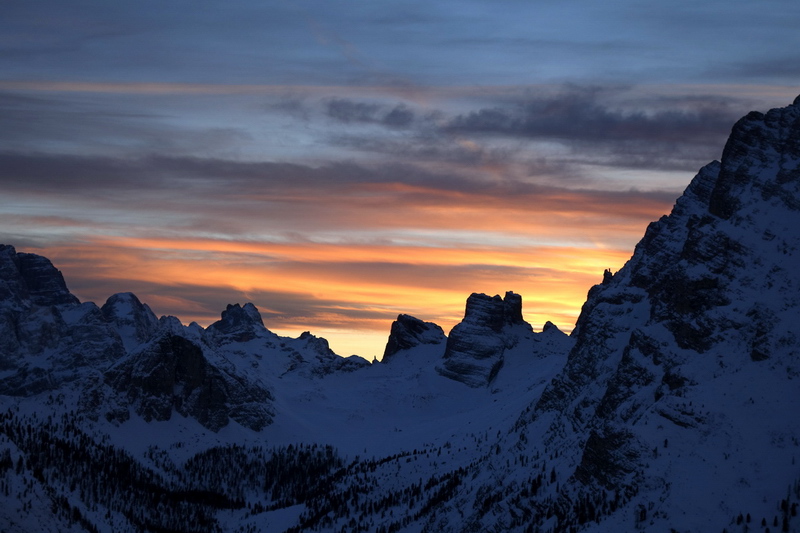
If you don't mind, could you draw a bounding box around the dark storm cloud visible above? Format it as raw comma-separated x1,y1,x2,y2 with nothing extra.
433,87,752,171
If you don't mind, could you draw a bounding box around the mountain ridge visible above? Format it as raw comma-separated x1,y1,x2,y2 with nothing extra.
1,95,800,533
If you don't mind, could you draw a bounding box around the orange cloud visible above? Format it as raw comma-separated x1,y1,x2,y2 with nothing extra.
30,233,634,359
1,147,673,359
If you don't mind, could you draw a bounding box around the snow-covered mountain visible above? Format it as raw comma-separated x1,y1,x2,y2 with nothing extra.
1,95,800,533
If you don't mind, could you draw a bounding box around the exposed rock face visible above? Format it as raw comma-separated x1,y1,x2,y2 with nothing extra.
57,303,125,373
101,292,160,352
0,245,79,309
16,252,80,308
0,244,367,429
382,314,445,362
0,245,125,395
206,303,268,345
0,245,24,308
532,96,800,495
501,291,525,325
437,292,530,387
105,333,274,432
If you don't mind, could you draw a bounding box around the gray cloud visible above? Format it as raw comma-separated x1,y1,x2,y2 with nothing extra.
0,83,753,185
709,54,800,83
0,90,252,158
381,105,414,127
326,98,382,123
438,87,750,171
283,86,756,175
446,87,739,145
326,98,415,128
328,132,499,166
0,149,679,205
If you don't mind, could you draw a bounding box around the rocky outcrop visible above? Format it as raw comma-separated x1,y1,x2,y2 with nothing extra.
16,252,80,308
437,291,530,387
0,245,25,309
0,245,80,309
0,245,125,395
382,314,445,362
1,244,68,314
206,303,269,345
105,333,274,432
532,95,800,494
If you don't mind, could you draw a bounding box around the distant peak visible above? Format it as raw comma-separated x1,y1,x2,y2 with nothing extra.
1,247,81,307
542,321,561,333
207,302,267,344
382,314,445,362
103,291,145,310
221,302,265,327
101,292,159,352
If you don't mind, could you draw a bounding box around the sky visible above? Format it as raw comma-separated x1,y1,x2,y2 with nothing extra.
1,1,799,359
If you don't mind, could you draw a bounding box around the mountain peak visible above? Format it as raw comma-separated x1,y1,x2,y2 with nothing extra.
437,291,532,387
709,96,800,220
101,292,159,352
530,94,800,519
0,244,79,309
104,332,274,431
382,314,445,362
541,320,560,333
206,302,267,344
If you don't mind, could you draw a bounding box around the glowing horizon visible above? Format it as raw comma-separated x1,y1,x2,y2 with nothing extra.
14,217,643,358
2,2,797,359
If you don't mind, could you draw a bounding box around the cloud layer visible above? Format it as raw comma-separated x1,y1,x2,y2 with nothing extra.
2,1,798,357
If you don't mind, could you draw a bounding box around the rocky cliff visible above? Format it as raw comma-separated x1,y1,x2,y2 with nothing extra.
0,245,357,430
382,314,446,362
105,333,275,431
436,291,532,387
0,245,124,395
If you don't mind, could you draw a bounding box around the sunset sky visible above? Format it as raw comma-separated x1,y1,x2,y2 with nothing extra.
2,1,799,358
